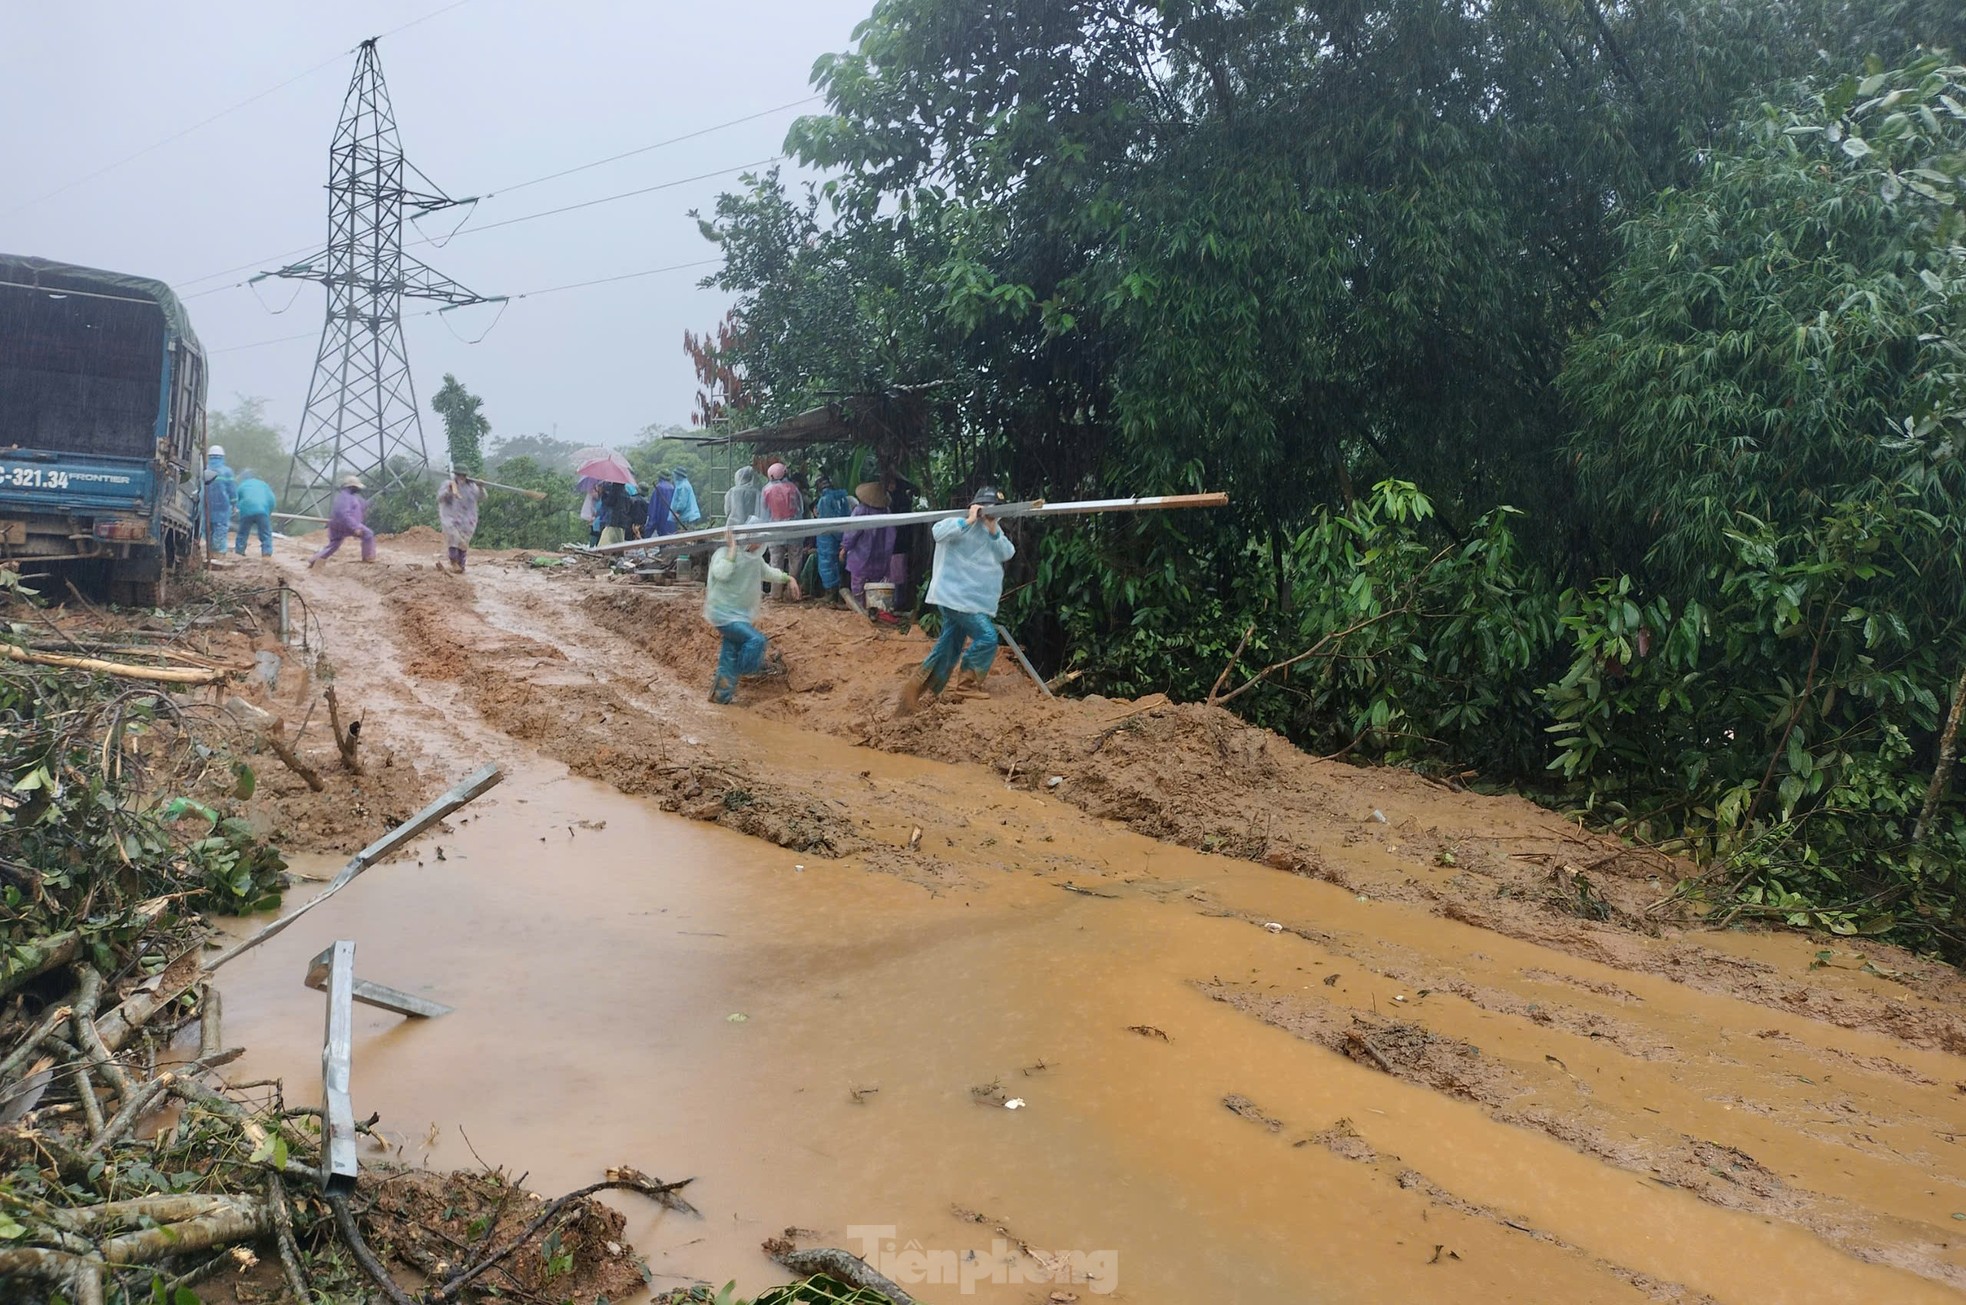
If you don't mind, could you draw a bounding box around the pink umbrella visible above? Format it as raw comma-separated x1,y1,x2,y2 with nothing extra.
573,447,636,485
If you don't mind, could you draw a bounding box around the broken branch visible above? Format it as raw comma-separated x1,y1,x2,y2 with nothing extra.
324,686,362,775
766,1243,921,1305
0,641,230,684
265,719,326,792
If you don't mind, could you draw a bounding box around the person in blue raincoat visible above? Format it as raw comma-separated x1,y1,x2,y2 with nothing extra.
203,446,235,552
899,486,1016,713
231,468,277,557
645,471,679,538
812,474,855,600
670,468,702,526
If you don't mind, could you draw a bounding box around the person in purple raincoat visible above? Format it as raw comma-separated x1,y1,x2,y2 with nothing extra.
842,481,897,603
310,475,376,568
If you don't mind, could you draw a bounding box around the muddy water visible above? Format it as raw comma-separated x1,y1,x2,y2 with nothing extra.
214,718,1964,1305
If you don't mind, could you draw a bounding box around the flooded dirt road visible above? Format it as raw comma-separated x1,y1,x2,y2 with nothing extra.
208,533,1966,1302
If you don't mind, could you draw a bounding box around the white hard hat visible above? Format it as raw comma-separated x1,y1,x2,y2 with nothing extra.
207,445,224,457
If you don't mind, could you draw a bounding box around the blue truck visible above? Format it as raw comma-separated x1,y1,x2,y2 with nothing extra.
0,254,207,606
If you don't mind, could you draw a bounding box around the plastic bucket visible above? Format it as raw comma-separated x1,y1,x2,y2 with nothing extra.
864,581,896,613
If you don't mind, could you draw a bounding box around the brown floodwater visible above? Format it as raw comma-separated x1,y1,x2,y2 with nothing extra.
215,738,1965,1304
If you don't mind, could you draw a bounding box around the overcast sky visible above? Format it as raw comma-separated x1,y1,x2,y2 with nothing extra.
2,0,871,451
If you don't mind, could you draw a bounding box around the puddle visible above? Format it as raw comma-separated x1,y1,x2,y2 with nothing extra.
214,743,1965,1303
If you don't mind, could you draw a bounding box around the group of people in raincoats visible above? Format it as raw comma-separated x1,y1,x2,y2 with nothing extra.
582,468,702,546
200,447,279,559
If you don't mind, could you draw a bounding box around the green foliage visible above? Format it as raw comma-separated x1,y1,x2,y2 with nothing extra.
364,460,440,537
0,661,287,985
431,374,490,474
1544,491,1964,943
471,456,585,550
704,4,1966,952
1565,56,1966,589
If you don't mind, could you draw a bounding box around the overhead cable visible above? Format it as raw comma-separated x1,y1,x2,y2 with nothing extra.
2,0,480,219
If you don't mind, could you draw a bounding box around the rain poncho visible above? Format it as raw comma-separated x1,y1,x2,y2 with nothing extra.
671,471,701,525
437,477,486,549
842,503,896,597
703,547,790,628
723,466,763,526
645,479,678,537
762,475,803,522
203,454,234,547
234,476,275,518
926,517,1016,616
311,486,375,564
814,485,854,590
232,475,276,557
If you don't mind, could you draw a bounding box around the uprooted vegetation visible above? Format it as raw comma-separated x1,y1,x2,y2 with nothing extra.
0,586,710,1304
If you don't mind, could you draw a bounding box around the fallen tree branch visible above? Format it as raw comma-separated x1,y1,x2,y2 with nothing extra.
0,641,229,684
269,1172,313,1305
1210,601,1422,708
328,1191,418,1305
99,1194,271,1265
96,945,201,1054
69,966,132,1101
84,1071,174,1158
265,720,326,792
765,1243,921,1305
1207,623,1257,705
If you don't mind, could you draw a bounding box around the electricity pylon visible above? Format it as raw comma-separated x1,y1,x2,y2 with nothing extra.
261,38,498,516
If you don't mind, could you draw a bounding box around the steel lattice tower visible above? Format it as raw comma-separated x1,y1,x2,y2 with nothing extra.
263,38,496,516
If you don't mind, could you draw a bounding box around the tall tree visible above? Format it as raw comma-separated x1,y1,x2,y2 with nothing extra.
431,374,490,474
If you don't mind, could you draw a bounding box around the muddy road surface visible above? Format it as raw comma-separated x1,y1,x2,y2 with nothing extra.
206,532,1966,1303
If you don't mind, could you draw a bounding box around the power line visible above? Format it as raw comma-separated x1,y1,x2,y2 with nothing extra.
435,158,779,241
182,156,774,303
172,95,814,295
207,256,721,354
2,0,480,220
481,96,818,199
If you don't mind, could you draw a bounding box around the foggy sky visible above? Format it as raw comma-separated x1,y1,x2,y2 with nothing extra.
2,0,872,451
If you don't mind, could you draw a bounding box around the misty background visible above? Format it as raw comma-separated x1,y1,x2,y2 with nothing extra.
1,0,869,456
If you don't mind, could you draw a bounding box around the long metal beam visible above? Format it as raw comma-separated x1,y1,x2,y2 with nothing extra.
319,939,358,1192
583,492,1230,558
304,945,453,1019
207,763,503,972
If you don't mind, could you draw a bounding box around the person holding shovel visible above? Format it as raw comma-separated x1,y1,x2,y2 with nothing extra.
899,486,1015,713
704,523,800,705
437,469,488,572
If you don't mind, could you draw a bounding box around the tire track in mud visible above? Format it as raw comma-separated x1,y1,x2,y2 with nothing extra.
1199,965,1966,1290
1218,1104,1728,1305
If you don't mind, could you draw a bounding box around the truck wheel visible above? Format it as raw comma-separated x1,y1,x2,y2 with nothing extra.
109,576,166,608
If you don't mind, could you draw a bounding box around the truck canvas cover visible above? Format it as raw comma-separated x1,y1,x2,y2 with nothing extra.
0,254,200,463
